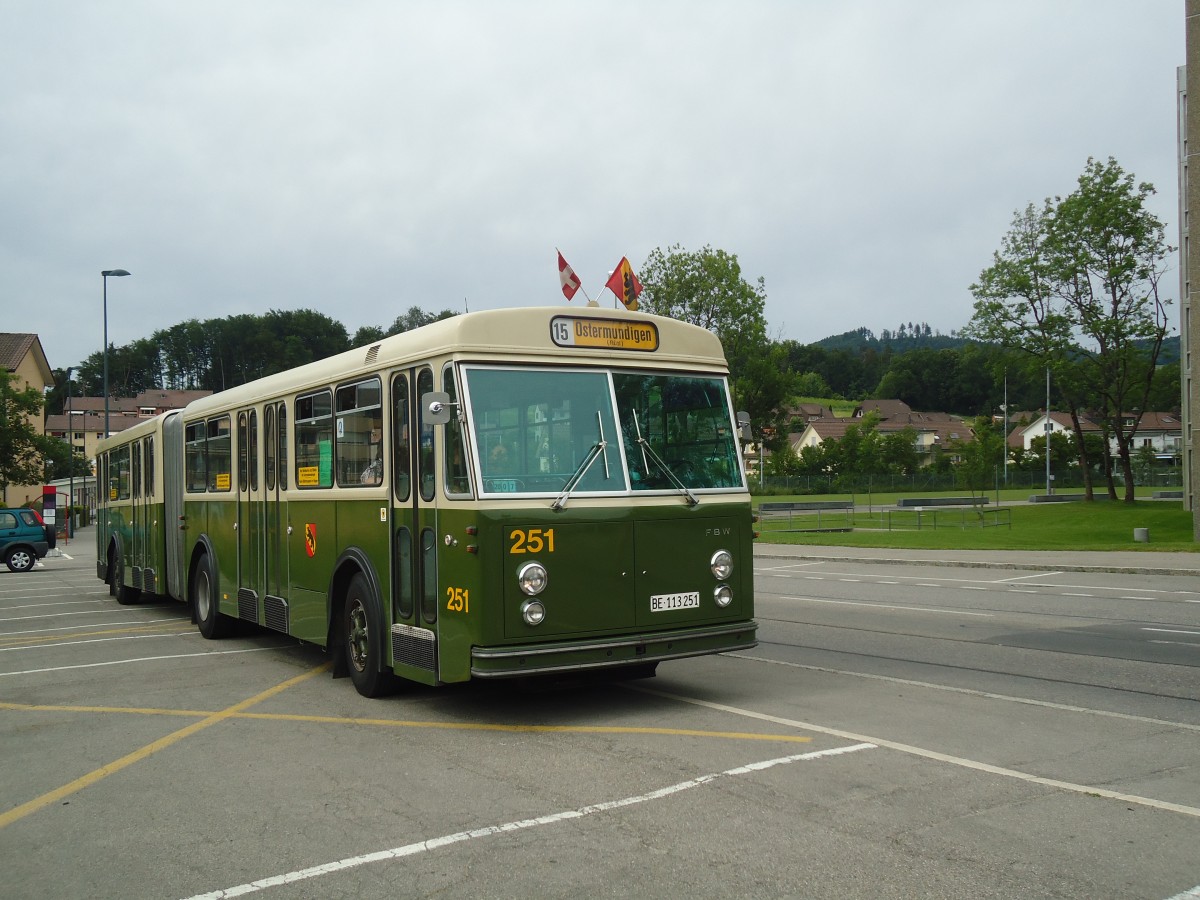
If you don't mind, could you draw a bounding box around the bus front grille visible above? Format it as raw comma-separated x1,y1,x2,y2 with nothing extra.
391,624,436,671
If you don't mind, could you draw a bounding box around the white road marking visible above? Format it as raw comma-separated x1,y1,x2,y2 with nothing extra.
1143,627,1200,637
0,632,196,653
0,646,280,677
781,596,993,617
760,566,1199,599
0,617,190,637
182,743,877,899
1163,884,1200,900
993,572,1062,583
0,600,109,610
635,685,1200,819
729,653,1200,733
0,608,147,624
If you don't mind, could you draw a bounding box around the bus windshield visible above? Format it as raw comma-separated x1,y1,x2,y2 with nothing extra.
462,366,744,497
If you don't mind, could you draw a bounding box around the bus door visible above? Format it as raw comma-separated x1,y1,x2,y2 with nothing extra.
262,401,290,633
130,438,145,591
236,408,266,626
389,368,439,682
134,435,159,595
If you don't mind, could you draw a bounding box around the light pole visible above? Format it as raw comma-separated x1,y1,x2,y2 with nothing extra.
101,269,130,438
1001,368,1008,487
65,367,74,538
1044,367,1052,496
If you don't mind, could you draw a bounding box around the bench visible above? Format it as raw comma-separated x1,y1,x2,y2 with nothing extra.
1027,494,1110,503
757,500,854,533
759,501,855,513
1152,490,1184,499
895,497,988,507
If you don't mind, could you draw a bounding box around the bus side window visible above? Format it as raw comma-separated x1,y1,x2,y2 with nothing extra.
443,364,470,496
392,374,410,502
185,421,207,493
278,403,289,491
417,368,435,502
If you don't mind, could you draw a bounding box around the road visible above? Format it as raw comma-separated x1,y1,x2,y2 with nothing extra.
0,533,1196,899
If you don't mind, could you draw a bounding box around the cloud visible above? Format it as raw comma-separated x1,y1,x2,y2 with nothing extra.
1,1,1182,371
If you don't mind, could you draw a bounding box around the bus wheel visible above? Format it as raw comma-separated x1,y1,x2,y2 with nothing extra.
343,573,397,698
193,554,232,639
110,545,140,605
107,546,119,597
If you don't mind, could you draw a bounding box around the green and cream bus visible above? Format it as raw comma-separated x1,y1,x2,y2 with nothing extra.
96,306,757,696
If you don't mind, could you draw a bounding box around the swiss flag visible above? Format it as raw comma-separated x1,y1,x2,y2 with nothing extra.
557,250,582,301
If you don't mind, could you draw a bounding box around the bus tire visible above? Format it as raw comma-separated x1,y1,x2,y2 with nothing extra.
193,554,232,639
343,572,397,698
110,543,140,605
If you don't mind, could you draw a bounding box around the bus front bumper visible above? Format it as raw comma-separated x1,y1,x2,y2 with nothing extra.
470,621,758,679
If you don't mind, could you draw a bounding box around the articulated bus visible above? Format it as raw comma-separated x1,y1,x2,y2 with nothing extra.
96,306,757,696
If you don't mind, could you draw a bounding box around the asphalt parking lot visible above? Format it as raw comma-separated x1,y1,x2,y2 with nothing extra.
2,529,1199,899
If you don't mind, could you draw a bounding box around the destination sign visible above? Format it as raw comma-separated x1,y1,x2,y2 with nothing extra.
550,316,659,352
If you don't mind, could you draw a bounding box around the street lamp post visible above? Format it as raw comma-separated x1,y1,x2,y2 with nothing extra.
101,269,130,438
66,367,74,538
1044,367,1052,496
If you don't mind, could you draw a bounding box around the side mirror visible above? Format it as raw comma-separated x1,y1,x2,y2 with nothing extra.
423,391,453,425
736,411,752,443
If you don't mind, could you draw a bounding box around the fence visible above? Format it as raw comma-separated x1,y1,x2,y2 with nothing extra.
752,469,1184,496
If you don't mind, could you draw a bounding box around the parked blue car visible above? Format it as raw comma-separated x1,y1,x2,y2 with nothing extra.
0,507,55,572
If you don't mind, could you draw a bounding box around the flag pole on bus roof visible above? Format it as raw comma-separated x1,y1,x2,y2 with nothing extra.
557,249,595,305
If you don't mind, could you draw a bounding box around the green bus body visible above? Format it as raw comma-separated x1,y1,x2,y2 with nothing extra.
96,307,757,696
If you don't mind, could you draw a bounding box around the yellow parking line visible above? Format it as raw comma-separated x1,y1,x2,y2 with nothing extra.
0,662,330,830
0,700,813,744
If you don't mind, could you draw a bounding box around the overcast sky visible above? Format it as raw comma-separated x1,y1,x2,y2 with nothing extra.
3,2,1184,373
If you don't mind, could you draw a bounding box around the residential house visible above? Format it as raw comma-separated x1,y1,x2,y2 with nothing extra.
1010,411,1184,462
46,388,212,468
0,333,54,507
790,399,973,466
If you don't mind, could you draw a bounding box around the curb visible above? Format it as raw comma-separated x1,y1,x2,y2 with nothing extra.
752,549,1199,578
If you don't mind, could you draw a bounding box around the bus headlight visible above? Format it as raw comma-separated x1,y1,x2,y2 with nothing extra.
710,549,733,580
714,585,733,607
521,599,546,626
517,562,548,596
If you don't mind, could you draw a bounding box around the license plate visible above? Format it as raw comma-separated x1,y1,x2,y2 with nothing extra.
649,591,700,612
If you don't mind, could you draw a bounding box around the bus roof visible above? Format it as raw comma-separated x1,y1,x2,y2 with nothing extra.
180,306,727,421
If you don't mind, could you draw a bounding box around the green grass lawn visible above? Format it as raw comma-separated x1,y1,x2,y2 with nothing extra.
756,500,1198,551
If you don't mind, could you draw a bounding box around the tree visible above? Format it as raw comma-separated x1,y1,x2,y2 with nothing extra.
638,245,768,364
968,157,1173,502
352,325,386,347
1049,158,1173,500
794,371,833,399
639,244,781,444
0,370,51,498
385,306,458,335
951,417,1001,506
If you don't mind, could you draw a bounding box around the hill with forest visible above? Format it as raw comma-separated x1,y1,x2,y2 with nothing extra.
814,325,1180,365
813,324,967,353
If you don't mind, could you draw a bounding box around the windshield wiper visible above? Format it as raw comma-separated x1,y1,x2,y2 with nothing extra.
551,412,610,511
631,410,698,506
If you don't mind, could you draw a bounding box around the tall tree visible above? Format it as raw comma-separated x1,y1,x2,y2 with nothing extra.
968,158,1171,502
639,244,768,370
638,244,782,445
0,371,51,497
1047,157,1173,500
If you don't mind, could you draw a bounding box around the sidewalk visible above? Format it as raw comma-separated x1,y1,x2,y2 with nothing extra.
753,542,1200,576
